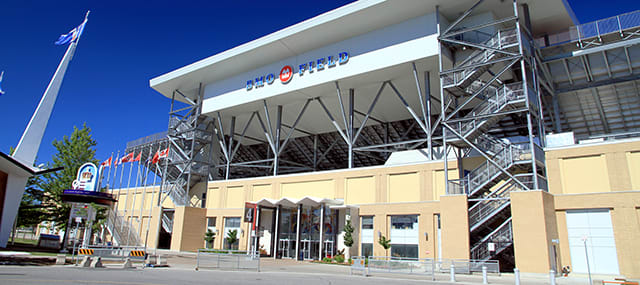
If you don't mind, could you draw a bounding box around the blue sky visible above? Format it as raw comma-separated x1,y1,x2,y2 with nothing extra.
0,0,637,165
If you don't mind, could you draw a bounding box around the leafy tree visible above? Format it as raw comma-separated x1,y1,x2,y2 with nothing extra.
378,234,391,257
204,229,216,249
225,229,238,250
343,219,354,247
36,124,99,230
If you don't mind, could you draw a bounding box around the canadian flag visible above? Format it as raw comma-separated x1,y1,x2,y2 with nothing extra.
120,152,134,163
101,157,112,167
152,147,169,164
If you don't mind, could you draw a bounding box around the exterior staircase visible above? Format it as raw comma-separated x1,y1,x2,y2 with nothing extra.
440,24,547,263
105,208,142,246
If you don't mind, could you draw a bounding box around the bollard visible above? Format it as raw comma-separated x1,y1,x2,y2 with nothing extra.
482,266,488,284
56,254,66,265
514,268,521,285
450,263,456,282
550,269,556,285
122,258,134,269
90,257,104,268
80,256,92,267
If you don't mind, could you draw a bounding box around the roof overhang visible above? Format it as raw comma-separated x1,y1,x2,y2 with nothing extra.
0,151,62,177
150,0,576,100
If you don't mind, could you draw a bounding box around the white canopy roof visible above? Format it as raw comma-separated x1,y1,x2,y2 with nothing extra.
253,196,343,208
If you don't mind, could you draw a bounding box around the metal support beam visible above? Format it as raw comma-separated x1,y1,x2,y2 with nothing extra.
353,82,386,144
278,99,311,156
274,105,283,176
388,81,429,134
590,88,611,133
316,97,349,143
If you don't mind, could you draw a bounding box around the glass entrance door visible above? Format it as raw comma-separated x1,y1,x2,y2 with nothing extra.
277,208,297,259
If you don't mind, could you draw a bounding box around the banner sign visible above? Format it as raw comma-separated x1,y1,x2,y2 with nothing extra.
72,162,98,191
244,202,256,223
246,52,349,90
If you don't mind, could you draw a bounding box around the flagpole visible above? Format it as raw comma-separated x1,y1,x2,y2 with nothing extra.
144,145,162,249
0,12,93,248
112,150,121,211
13,11,89,166
128,153,142,244
105,152,113,189
138,147,153,240
118,153,127,231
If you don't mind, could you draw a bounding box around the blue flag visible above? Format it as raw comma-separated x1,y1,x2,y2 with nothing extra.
0,71,4,96
55,18,87,45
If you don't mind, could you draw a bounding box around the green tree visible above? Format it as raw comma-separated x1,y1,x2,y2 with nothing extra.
343,219,354,247
37,124,99,230
225,229,238,250
378,234,391,257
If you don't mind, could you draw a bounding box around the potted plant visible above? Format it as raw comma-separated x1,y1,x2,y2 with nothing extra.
225,229,238,250
204,229,216,249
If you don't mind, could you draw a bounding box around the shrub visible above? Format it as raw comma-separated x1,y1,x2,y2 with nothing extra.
334,254,345,263
323,257,332,263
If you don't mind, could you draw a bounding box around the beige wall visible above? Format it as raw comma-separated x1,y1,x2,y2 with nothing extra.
111,138,640,278
170,206,207,251
546,139,640,194
511,190,559,274
440,195,470,259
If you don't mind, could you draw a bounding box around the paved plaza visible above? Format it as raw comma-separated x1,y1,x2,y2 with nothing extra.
0,254,607,285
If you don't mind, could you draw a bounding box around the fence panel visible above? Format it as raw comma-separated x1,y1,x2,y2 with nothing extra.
196,249,260,272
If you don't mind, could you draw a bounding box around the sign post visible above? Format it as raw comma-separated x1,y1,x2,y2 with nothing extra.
244,202,257,257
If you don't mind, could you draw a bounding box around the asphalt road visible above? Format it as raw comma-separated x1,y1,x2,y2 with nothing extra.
0,265,453,285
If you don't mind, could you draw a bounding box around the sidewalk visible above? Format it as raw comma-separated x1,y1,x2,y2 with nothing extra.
154,250,627,284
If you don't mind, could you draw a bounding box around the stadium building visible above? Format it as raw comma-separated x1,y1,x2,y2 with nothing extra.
105,0,640,278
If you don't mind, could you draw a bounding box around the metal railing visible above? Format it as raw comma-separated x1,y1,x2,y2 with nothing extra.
445,82,526,140
443,29,518,88
366,256,436,276
448,137,543,196
106,209,142,246
161,212,173,233
470,218,513,261
195,249,260,272
536,10,640,48
83,245,148,260
126,131,168,150
351,256,499,276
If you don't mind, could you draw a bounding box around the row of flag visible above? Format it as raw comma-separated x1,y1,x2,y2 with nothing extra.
100,147,169,167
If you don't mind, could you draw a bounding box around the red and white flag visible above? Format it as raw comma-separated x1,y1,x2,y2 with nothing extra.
120,152,134,164
152,147,169,164
101,157,112,167
133,152,142,162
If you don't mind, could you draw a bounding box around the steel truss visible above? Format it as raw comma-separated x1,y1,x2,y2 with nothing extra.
209,65,441,180
437,0,549,264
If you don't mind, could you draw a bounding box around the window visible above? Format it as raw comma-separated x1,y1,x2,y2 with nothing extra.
362,216,373,229
206,217,216,233
225,217,241,228
224,217,241,250
390,215,419,258
361,216,374,257
201,192,207,208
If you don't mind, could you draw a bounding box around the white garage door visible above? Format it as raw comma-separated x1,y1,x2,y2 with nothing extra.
566,209,619,275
